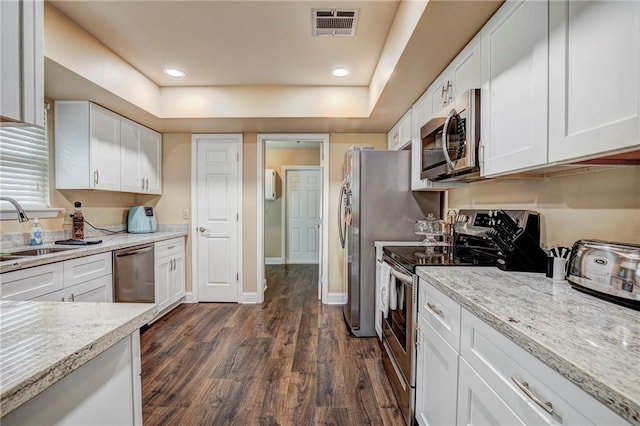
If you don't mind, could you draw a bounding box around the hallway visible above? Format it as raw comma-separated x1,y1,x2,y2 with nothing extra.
140,264,403,425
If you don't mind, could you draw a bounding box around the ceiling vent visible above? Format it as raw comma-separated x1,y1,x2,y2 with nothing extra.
312,9,359,37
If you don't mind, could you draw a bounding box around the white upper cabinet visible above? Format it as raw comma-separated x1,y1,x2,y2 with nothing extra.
548,1,640,162
56,101,162,194
388,109,412,151
0,0,43,127
121,117,162,194
480,0,549,177
90,103,122,191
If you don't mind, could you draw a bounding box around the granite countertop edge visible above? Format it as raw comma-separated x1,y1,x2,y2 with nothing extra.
0,231,188,274
416,267,639,425
0,303,157,416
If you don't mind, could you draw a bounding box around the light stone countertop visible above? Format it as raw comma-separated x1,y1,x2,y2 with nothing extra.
0,300,157,416
0,230,187,274
416,266,640,425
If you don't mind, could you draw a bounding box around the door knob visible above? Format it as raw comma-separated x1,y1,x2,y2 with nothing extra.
198,226,209,233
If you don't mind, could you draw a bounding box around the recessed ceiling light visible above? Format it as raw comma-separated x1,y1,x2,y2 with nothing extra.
332,67,349,77
164,68,185,78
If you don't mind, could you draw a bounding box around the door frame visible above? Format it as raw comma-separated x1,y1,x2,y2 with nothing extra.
190,134,243,303
282,165,322,265
257,134,330,303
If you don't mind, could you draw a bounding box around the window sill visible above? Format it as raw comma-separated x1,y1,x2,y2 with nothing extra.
0,208,63,220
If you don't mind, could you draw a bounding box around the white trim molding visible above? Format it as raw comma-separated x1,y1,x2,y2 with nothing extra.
241,292,261,304
257,133,330,305
184,292,195,303
265,257,283,265
325,292,348,305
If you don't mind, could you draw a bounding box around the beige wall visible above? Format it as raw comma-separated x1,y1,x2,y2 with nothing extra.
264,147,321,259
243,133,258,294
154,133,192,291
447,166,640,247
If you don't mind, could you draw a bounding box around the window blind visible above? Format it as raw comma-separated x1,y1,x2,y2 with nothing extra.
0,112,49,210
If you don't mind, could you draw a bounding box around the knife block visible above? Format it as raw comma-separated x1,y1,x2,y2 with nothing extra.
491,211,548,273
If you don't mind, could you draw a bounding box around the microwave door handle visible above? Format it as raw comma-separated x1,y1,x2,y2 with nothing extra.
442,108,457,170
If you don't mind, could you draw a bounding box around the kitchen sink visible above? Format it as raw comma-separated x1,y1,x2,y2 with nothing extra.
0,247,80,261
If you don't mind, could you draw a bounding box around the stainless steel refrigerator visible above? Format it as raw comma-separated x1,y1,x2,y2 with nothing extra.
338,148,440,337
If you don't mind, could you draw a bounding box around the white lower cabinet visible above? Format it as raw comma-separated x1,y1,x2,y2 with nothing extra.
457,357,524,425
2,330,143,426
1,252,112,302
415,278,629,426
154,237,185,314
415,314,459,426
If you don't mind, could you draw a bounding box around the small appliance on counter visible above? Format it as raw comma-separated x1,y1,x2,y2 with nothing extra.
567,240,640,310
128,206,157,234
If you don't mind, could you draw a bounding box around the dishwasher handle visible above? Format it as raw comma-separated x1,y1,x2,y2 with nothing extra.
115,246,153,258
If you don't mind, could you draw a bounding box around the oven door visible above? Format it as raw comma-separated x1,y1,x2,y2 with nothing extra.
381,258,417,386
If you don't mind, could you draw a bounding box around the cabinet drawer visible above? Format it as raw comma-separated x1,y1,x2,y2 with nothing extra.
460,309,626,425
1,263,64,300
63,252,112,287
154,237,184,259
418,279,461,351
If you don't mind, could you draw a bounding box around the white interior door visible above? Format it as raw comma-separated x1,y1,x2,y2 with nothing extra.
195,135,241,302
286,168,321,264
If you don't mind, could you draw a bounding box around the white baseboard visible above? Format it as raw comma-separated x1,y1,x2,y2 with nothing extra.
265,257,283,265
184,292,195,303
241,292,262,304
325,292,347,305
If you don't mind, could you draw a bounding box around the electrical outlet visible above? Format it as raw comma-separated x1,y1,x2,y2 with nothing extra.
182,209,189,220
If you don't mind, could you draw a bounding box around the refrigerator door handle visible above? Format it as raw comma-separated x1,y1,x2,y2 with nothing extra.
338,184,346,248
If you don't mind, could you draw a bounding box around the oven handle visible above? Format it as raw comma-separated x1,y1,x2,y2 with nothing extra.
387,263,413,285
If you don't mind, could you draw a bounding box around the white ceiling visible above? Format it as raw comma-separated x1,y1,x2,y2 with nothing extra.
44,0,503,133
49,0,399,87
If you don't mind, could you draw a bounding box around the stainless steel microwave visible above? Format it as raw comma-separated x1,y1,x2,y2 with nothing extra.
420,89,480,181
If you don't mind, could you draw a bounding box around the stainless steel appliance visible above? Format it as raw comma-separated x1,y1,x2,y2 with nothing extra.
567,240,640,310
113,244,155,303
339,148,440,337
420,89,480,182
380,209,544,425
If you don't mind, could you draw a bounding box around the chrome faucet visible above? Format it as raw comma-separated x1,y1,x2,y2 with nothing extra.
0,197,29,222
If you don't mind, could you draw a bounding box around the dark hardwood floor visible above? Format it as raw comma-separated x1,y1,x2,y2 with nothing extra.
140,264,404,425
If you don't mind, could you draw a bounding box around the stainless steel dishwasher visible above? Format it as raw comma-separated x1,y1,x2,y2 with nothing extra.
113,244,155,303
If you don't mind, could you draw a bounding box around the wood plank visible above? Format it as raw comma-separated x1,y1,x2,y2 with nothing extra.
141,264,405,425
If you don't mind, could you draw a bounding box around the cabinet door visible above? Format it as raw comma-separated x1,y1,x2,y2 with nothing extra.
457,358,525,426
388,122,400,150
141,128,162,194
1,263,64,300
90,103,121,191
452,35,481,99
67,274,113,303
416,315,459,426
155,256,171,312
548,1,640,162
0,0,21,123
120,118,144,193
481,0,548,176
170,255,185,303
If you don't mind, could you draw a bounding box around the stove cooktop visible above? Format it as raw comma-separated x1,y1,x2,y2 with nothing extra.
383,244,499,273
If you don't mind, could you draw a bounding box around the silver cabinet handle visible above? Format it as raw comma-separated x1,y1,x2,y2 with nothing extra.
415,326,421,349
173,259,176,270
141,178,145,190
94,170,99,186
169,258,173,271
427,302,442,317
145,178,149,191
70,293,75,302
60,297,65,302
167,245,175,250
511,376,555,416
